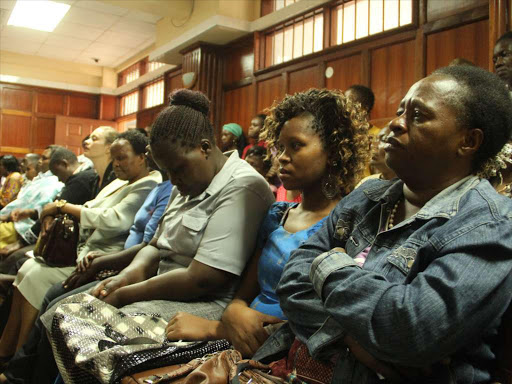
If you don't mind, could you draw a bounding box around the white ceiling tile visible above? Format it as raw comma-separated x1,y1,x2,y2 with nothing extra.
110,19,155,37
52,20,104,40
65,6,120,29
75,52,118,66
0,37,42,54
96,30,147,48
44,34,92,50
84,41,130,56
1,25,49,42
124,9,161,24
73,0,129,16
37,43,82,60
0,0,15,11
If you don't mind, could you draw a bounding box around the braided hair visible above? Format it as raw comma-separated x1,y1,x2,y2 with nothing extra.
150,89,214,149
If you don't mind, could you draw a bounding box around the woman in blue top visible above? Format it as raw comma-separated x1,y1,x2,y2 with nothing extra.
165,88,370,357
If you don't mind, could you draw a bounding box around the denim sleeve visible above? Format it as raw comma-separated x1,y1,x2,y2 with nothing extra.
312,219,512,366
277,204,348,358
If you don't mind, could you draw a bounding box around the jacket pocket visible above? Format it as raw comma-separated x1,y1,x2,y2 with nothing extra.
386,246,417,276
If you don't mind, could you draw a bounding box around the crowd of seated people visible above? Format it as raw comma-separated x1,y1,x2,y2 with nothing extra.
0,32,509,384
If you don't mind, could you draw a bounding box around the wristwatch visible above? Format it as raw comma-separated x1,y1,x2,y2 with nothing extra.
56,199,67,214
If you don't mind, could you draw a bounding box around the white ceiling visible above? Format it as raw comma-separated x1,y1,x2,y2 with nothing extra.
0,0,162,67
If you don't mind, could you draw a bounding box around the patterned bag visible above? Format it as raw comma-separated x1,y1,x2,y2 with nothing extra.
43,293,230,384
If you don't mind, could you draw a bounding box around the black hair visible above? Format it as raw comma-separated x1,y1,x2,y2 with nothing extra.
1,155,20,173
135,127,148,137
46,145,62,158
433,65,512,170
255,114,266,124
497,31,512,44
150,89,214,148
245,145,271,171
261,88,370,196
49,147,78,169
115,129,149,155
346,85,375,113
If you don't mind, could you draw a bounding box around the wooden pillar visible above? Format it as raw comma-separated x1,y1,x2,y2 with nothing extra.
489,0,509,70
180,42,224,141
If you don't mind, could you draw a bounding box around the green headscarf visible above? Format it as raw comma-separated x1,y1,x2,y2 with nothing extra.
223,123,243,138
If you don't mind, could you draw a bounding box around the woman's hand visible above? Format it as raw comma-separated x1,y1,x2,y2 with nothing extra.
221,302,283,357
77,251,103,272
40,202,58,221
91,274,130,300
10,209,34,222
166,312,220,341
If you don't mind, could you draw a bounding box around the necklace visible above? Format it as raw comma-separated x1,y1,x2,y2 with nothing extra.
387,199,401,230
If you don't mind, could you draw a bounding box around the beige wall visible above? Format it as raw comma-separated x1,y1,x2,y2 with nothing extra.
155,0,260,49
0,51,104,87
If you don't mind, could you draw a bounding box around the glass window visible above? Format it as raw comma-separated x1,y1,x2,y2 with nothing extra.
120,91,138,116
144,79,164,109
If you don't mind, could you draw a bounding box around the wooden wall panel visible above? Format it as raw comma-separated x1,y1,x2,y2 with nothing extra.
257,76,283,113
37,92,65,114
288,66,320,95
426,19,489,74
223,84,255,134
371,40,416,120
325,54,362,92
68,95,98,118
168,73,183,95
224,44,254,84
33,117,55,149
1,114,31,148
2,87,32,111
99,95,116,121
137,105,165,129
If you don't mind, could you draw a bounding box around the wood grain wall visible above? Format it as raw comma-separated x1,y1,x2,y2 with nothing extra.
0,83,103,156
221,0,491,131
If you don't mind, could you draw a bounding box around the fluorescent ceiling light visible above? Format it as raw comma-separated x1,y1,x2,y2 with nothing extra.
8,0,70,32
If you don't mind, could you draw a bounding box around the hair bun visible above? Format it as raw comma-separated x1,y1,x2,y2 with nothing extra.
168,89,210,116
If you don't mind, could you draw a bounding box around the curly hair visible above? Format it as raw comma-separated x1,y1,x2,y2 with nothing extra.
260,88,370,196
116,129,149,155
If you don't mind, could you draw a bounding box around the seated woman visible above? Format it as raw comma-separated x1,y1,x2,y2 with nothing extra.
0,156,23,209
244,145,281,196
165,88,369,357
259,66,512,383
220,122,246,157
52,89,274,324
0,129,161,360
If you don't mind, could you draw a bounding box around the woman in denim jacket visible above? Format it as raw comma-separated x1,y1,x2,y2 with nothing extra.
257,66,512,383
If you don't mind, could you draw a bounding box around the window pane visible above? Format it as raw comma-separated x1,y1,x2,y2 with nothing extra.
343,1,355,43
384,0,399,31
303,17,313,55
369,0,383,35
121,91,138,116
356,0,369,39
399,0,412,26
293,22,303,59
336,5,343,45
313,13,323,52
275,0,285,11
274,30,284,64
145,80,164,109
284,25,293,62
284,0,295,7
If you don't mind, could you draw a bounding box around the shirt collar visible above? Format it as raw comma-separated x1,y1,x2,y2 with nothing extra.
364,175,480,219
191,151,240,201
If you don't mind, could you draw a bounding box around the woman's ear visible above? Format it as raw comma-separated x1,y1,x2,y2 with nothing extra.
200,139,212,158
458,128,483,158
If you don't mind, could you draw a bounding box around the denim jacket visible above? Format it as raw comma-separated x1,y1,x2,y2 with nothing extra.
255,176,512,384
